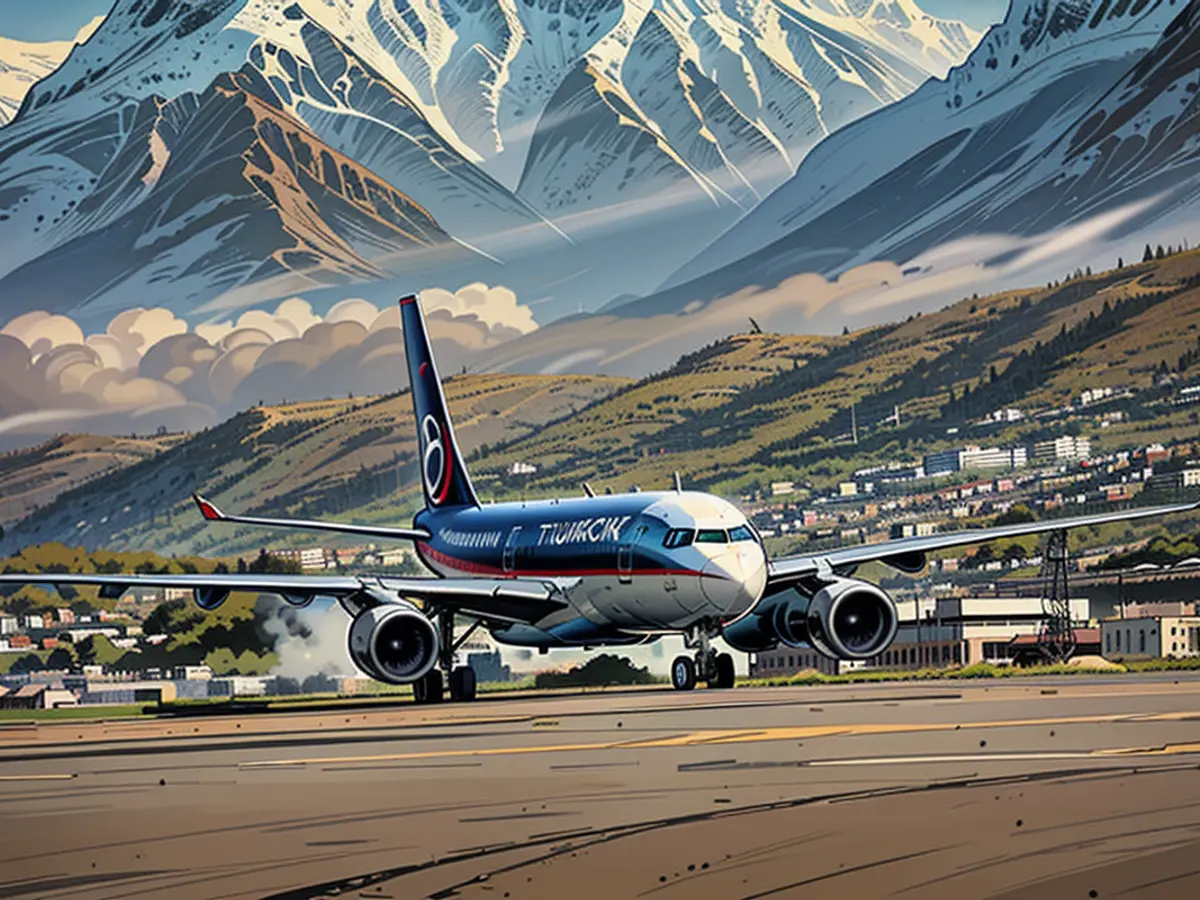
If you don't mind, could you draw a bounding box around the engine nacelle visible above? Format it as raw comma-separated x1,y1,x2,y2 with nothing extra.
805,577,898,660
347,602,439,685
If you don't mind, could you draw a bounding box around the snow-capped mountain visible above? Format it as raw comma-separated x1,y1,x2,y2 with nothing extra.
0,0,979,327
0,16,104,125
660,0,1198,303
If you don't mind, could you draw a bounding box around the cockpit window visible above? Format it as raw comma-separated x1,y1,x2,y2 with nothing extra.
663,528,695,549
695,529,728,544
728,525,755,542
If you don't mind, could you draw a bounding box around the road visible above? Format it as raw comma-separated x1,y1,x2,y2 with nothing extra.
3,675,1200,899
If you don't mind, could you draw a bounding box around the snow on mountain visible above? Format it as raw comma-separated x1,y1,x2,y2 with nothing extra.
0,16,104,125
0,0,981,326
660,0,1193,301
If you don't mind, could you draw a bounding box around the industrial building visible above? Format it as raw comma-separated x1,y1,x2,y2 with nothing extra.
749,594,1092,677
1101,615,1200,660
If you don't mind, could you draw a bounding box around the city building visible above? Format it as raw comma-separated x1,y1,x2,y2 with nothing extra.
1079,387,1113,407
1172,384,1200,407
750,647,841,677
923,445,1026,477
508,461,538,476
1101,615,1200,660
889,522,938,539
988,408,1025,423
467,650,512,683
1034,435,1092,463
1008,628,1101,666
299,548,329,570
770,481,795,496
923,449,962,476
961,445,1027,472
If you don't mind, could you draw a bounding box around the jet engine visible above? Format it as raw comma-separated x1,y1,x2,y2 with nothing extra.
804,577,898,660
347,602,439,684
723,578,898,661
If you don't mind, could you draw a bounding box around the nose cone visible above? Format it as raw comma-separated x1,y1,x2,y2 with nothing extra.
700,545,767,617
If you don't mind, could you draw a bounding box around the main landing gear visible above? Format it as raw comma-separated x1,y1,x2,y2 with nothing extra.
413,612,479,705
671,622,735,691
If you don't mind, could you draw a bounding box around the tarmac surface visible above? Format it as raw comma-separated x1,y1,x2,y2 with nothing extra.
3,674,1200,899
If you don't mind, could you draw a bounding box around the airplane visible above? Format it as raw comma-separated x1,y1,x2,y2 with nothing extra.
2,293,1197,704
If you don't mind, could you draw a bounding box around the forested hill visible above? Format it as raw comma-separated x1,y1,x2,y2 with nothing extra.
3,247,1200,557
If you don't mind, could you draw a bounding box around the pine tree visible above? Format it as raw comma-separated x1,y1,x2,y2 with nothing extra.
1144,244,1154,262
1156,245,1165,260
1117,257,1124,268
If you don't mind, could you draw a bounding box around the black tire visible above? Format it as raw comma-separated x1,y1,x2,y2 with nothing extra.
671,655,696,691
449,666,477,702
413,669,444,704
710,652,735,689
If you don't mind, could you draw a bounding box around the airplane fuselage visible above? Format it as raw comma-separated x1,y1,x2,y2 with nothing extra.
412,491,768,648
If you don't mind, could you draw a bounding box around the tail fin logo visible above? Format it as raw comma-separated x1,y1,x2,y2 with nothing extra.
422,414,450,506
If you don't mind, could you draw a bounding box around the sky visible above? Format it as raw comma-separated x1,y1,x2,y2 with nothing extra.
0,1,113,41
915,0,1011,31
4,0,1013,42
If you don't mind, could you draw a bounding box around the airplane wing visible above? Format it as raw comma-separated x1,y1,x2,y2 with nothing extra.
191,494,431,542
766,497,1200,588
0,572,565,624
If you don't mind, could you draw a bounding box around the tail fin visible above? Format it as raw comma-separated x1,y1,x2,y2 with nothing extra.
399,294,479,509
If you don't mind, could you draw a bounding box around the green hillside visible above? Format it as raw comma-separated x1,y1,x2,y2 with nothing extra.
3,249,1200,557
476,250,1200,499
0,374,624,557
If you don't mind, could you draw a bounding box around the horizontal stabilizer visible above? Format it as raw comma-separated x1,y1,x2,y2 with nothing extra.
191,493,431,542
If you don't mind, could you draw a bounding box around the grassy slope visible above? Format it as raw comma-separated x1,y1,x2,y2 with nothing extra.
1,374,624,557
0,434,182,530
479,252,1200,498
4,252,1200,557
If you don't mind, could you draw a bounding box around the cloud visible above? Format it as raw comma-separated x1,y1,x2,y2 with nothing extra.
477,198,1173,378
0,285,535,448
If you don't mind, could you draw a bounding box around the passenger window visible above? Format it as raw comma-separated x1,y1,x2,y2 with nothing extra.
662,528,695,549
729,525,754,542
696,529,728,544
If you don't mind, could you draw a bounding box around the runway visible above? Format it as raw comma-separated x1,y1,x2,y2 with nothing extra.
3,675,1200,899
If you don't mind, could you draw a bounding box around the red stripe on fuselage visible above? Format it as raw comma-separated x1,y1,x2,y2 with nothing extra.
416,543,722,579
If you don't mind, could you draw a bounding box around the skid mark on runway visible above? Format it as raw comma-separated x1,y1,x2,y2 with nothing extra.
740,846,951,899
459,811,575,824
238,710,1200,770
257,760,1200,900
0,871,173,898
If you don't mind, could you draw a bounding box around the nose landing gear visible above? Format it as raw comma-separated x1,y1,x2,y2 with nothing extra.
672,622,735,691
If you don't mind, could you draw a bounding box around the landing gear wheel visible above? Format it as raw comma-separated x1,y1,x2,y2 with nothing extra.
709,652,735,689
671,655,696,691
413,669,444,705
449,666,477,702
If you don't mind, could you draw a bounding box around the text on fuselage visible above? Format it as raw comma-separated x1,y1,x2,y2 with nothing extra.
538,516,632,546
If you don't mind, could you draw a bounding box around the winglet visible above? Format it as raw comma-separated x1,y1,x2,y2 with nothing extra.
192,493,224,522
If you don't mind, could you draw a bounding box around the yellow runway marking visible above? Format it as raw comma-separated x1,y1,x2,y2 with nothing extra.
0,774,76,782
239,711,1200,770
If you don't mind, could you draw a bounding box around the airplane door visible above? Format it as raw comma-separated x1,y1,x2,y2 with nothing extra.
617,525,646,584
503,526,521,574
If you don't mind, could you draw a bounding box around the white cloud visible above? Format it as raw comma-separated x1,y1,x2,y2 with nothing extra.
0,284,535,448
